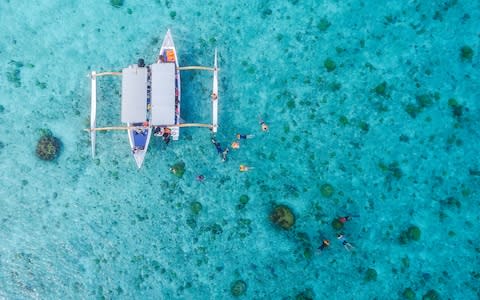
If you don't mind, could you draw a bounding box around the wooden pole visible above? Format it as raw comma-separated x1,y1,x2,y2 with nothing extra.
84,123,213,132
177,66,216,71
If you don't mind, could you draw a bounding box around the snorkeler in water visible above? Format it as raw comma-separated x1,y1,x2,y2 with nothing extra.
211,138,223,154
337,233,354,251
258,116,269,132
236,134,255,140
318,239,330,251
338,215,360,224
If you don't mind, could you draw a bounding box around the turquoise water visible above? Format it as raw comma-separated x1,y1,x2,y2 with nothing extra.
1,0,479,298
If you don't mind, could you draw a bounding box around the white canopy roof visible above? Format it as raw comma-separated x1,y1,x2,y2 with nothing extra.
151,63,176,125
121,66,148,123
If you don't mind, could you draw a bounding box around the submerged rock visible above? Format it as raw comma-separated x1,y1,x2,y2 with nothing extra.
270,205,295,230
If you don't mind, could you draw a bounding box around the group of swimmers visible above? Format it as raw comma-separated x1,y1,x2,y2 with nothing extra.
318,216,356,252
210,116,269,167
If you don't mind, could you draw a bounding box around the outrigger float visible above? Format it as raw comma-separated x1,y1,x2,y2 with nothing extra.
87,29,219,168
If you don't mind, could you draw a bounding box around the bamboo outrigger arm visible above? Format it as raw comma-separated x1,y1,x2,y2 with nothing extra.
177,66,217,71
85,123,214,132
92,72,122,77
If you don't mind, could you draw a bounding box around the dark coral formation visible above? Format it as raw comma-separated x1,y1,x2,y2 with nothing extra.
110,0,124,8
170,161,185,178
364,268,377,282
270,205,295,230
320,183,334,198
460,45,473,62
230,279,247,297
324,58,336,72
399,225,421,244
36,131,61,161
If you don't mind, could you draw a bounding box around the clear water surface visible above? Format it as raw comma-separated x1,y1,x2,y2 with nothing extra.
0,0,479,299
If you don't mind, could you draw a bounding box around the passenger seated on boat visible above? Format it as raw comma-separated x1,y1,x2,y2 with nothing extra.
166,50,175,62
159,54,165,62
135,127,144,134
211,93,218,101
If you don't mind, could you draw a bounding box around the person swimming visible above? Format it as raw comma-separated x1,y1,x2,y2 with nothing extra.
337,233,354,251
236,134,254,140
196,175,205,182
318,239,330,251
338,216,352,223
239,164,253,172
258,116,269,132
338,215,359,223
221,148,229,162
211,138,223,154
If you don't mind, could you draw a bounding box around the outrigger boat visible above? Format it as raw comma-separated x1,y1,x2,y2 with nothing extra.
88,29,219,168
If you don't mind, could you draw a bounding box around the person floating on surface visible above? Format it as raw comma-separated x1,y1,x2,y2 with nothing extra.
258,116,269,132
212,137,229,162
239,164,253,172
196,175,205,182
221,148,229,162
318,239,330,251
211,138,223,154
236,134,255,140
338,216,352,224
337,233,354,251
231,141,240,149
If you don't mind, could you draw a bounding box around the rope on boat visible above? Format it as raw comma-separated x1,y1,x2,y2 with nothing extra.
85,123,213,132
177,66,216,71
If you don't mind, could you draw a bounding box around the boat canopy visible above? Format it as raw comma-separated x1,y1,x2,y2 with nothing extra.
121,65,148,123
151,63,176,125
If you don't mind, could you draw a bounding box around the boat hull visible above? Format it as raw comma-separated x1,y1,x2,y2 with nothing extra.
158,29,181,141
127,123,152,168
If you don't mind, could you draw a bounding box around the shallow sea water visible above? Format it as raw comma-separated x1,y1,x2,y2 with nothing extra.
0,0,479,299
